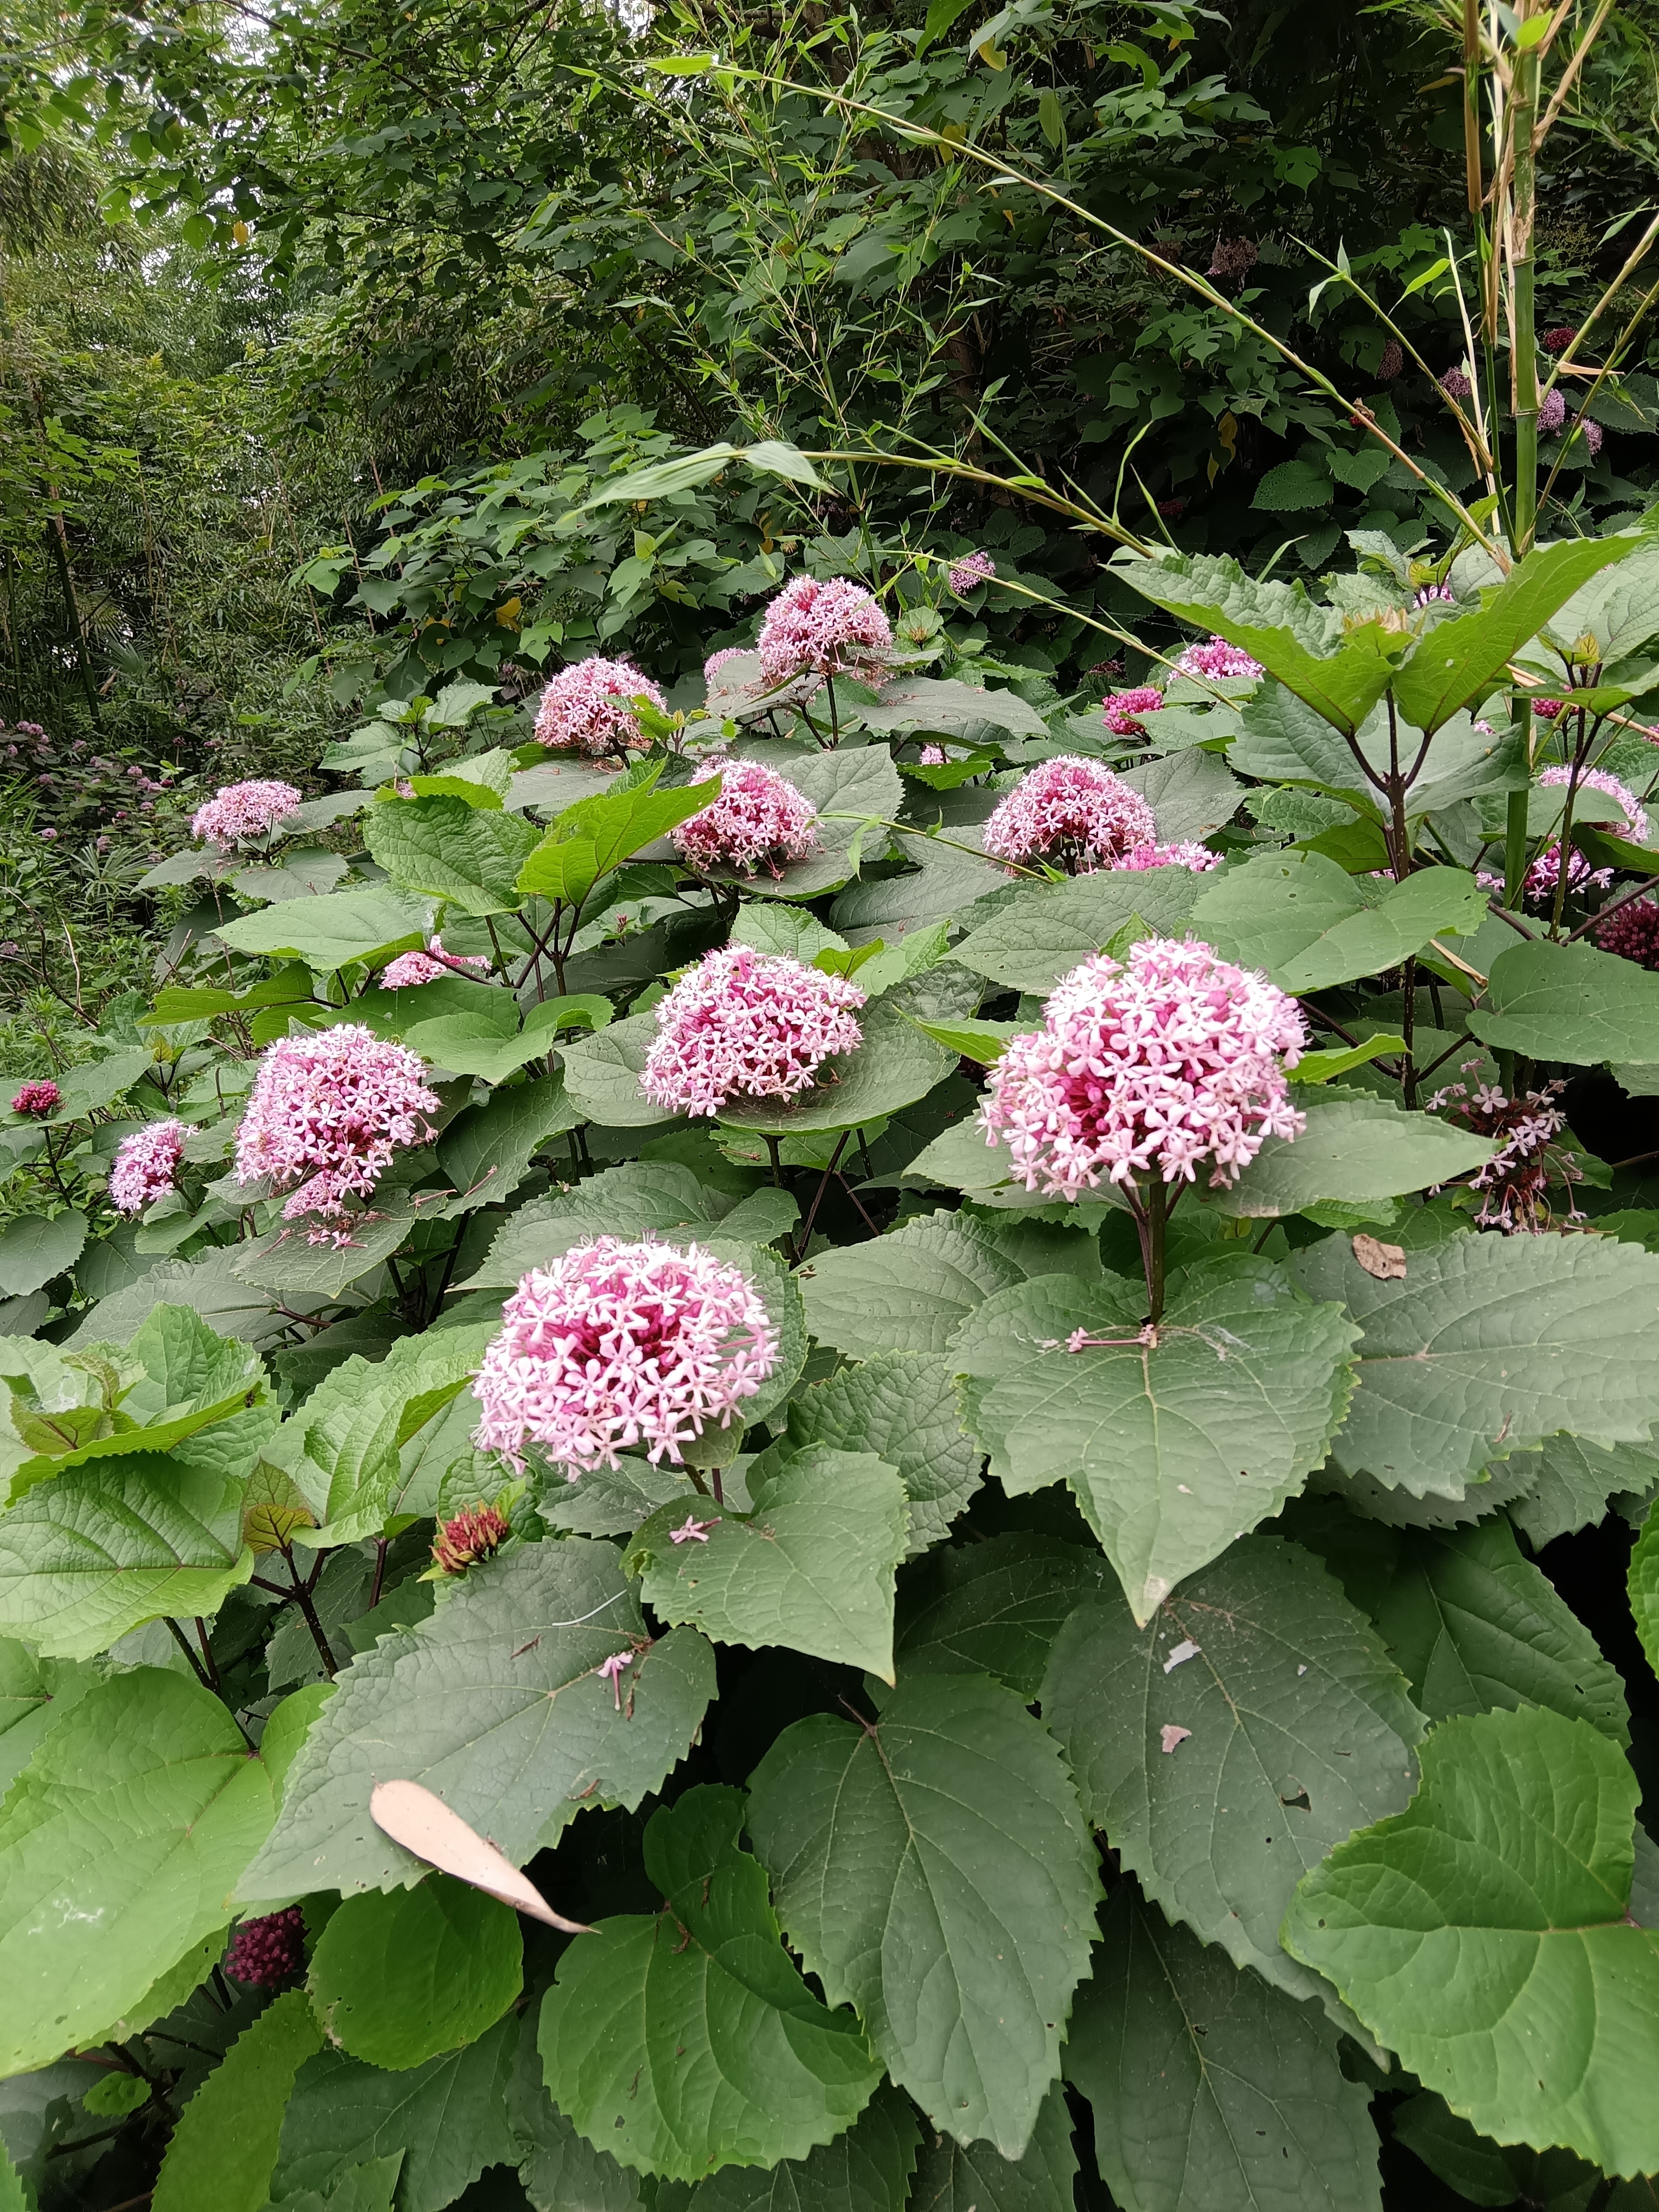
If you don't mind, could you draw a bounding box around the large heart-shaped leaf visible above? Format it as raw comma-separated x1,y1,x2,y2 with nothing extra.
951,1260,1359,1623
952,871,1205,996
561,1012,682,1129
1467,938,1659,1063
631,1447,908,1678
236,1540,715,1903
786,1352,984,1553
895,1532,1109,1696
747,1674,1100,2159
1208,1091,1494,1218
306,1873,522,2069
798,1213,1024,1359
460,1162,734,1291
538,1785,882,2179
213,887,435,972
366,793,542,915
1040,1533,1422,2025
0,1668,277,2072
1284,1705,1659,2178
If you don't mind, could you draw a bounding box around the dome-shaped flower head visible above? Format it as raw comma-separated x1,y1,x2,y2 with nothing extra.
192,779,302,848
1544,326,1579,354
757,576,892,689
10,1080,59,1119
704,646,750,686
1116,839,1222,875
380,936,493,989
1597,894,1659,971
234,1023,441,1243
1539,388,1567,435
642,945,865,1118
1533,697,1566,720
948,550,996,597
1171,637,1263,683
671,759,820,878
1440,367,1473,399
1102,687,1165,738
1378,338,1404,380
983,756,1157,876
473,1236,779,1474
1537,763,1645,838
110,1118,188,1215
227,1908,305,1986
1572,414,1605,459
534,656,665,757
980,938,1307,1199
430,1499,511,1575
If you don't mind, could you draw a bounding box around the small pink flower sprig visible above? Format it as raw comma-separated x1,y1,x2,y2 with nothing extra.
472,1236,779,1478
110,1118,189,1216
981,938,1306,1322
380,937,493,989
642,945,866,1119
233,1023,441,1246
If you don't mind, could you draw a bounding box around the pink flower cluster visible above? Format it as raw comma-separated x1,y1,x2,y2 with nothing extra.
1441,367,1473,399
948,551,996,597
1102,687,1165,737
473,1236,779,1473
704,647,750,685
10,1081,59,1119
1171,636,1263,683
983,756,1156,875
1537,763,1645,838
1378,338,1404,380
534,657,665,757
671,760,820,878
1539,388,1567,435
757,576,892,688
110,1118,188,1215
380,937,493,989
227,1909,305,1986
1533,698,1566,719
1117,840,1222,874
981,938,1306,1198
234,1023,440,1243
191,780,302,848
1429,1070,1577,1233
1596,894,1659,970
642,945,865,1118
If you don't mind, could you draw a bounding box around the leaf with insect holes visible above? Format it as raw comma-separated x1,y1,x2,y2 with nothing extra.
538,1784,883,2180
235,1539,714,1904
306,1873,523,2070
1066,1881,1384,2212
1040,1533,1422,2031
747,1673,1100,2157
906,2082,1077,2212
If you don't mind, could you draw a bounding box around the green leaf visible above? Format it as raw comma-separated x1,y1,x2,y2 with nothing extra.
1631,1495,1659,1681
747,1674,1100,2156
1340,1514,1629,1741
951,1261,1360,1623
460,1162,732,1291
1122,748,1243,843
0,1211,86,1297
715,998,955,1137
786,1352,984,1553
1189,848,1363,981
630,1446,909,1679
1293,1033,1408,1084
1507,1433,1659,1548
1229,685,1388,815
1290,1231,1659,1504
906,1014,1020,1064
273,2017,518,2212
1208,1091,1494,1219
652,2081,921,2212
151,1989,322,2212
1066,1883,1383,2212
0,1668,276,2073
231,1197,427,1303
907,2083,1077,2212
0,1454,254,1659
895,1532,1109,1696
799,1214,1024,1358
84,2069,150,2115
538,1784,882,2180
1390,2089,1603,2212
561,1012,681,1129
307,1874,522,2070
1467,938,1659,1063
290,1329,493,1547
860,678,1048,743
953,871,1205,996
507,2007,644,2212
0,1637,98,1797
213,887,435,972
366,793,542,914
1040,1533,1422,2022
1392,536,1640,733
518,763,717,903
1275,868,1488,993
237,1540,714,1903
437,1076,583,1210
1283,1705,1659,2177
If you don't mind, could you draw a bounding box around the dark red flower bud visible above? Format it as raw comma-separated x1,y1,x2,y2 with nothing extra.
226,1907,305,1985
11,1081,60,1118
431,1501,511,1576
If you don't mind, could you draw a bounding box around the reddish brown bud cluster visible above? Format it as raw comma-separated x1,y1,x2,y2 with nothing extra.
226,1907,305,1986
1543,326,1579,353
431,1501,511,1576
10,1081,59,1118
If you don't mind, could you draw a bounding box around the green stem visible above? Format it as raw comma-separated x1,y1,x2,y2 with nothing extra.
1511,5,1543,551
